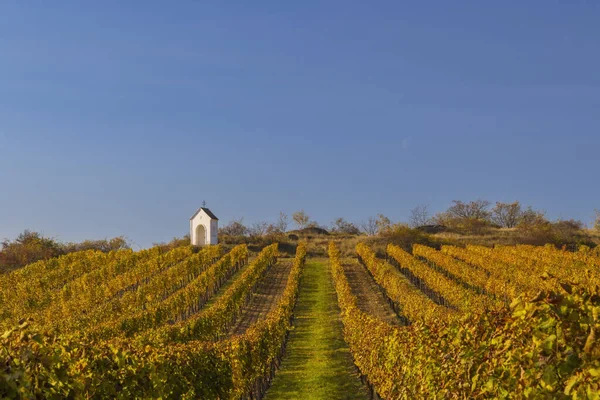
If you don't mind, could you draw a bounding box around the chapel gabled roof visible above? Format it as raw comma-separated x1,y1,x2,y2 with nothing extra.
190,207,219,221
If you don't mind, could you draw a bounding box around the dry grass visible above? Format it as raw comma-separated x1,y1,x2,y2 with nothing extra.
264,260,368,399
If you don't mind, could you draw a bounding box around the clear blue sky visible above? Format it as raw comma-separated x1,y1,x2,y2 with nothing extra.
1,1,599,247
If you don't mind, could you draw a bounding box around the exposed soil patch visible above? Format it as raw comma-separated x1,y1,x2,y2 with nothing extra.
342,258,403,326
229,260,293,335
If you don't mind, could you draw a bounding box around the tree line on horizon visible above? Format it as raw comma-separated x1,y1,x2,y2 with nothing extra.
2,201,599,273
218,200,600,237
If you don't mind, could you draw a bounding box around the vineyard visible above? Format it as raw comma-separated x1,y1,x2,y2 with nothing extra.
1,241,600,398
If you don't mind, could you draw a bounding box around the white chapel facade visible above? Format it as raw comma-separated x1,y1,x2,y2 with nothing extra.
190,207,218,246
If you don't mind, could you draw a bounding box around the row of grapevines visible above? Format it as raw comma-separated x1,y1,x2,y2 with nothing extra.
441,245,557,296
1,250,108,324
412,244,518,301
468,244,567,282
0,248,164,327
45,245,224,333
356,243,452,323
387,244,493,313
113,245,225,310
1,248,135,292
0,242,309,399
329,242,402,398
546,244,600,269
494,244,600,287
468,244,570,294
138,243,278,344
1,319,233,398
25,245,204,331
224,240,307,399
88,244,248,339
331,242,600,398
58,245,202,306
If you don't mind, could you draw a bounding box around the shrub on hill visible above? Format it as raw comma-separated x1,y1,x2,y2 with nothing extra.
152,235,191,252
0,230,130,274
0,231,62,273
517,218,594,248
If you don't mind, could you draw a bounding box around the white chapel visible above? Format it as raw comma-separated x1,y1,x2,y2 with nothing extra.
190,207,219,246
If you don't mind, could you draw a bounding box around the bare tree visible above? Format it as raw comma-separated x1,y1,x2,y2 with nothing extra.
446,199,491,220
409,205,432,228
360,216,378,236
292,210,310,229
306,220,324,229
491,201,522,228
594,209,600,231
275,211,289,233
375,213,392,234
265,224,281,235
519,206,547,226
219,218,248,236
331,218,360,235
248,221,269,237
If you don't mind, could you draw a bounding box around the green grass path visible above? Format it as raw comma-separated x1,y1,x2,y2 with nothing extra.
264,259,368,400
